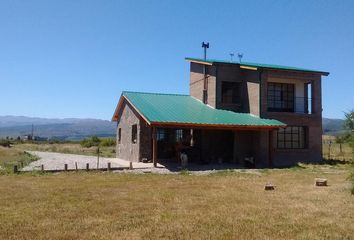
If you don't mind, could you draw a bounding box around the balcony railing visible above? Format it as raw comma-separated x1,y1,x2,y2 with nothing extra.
267,97,313,114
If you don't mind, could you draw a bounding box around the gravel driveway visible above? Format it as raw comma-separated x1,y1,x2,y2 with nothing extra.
22,151,126,171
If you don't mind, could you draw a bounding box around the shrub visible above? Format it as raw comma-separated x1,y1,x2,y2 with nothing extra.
100,138,116,147
0,139,11,148
80,136,101,148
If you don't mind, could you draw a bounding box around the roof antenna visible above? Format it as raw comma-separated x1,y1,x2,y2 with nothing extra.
202,42,209,60
238,53,243,63
230,52,234,62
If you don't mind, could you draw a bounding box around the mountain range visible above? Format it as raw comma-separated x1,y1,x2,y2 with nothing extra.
0,116,116,140
0,115,346,140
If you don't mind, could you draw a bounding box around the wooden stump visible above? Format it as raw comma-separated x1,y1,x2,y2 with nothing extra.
264,183,275,191
315,178,327,186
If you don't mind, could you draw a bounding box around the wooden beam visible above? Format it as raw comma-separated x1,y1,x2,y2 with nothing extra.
152,127,157,167
187,60,213,66
240,65,258,71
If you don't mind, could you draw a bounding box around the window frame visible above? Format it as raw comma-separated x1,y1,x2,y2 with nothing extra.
267,82,295,112
118,128,121,144
131,124,137,144
175,129,183,142
157,128,166,141
221,81,242,104
277,126,307,149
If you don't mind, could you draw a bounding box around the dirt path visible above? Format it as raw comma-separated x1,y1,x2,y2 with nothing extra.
21,151,126,171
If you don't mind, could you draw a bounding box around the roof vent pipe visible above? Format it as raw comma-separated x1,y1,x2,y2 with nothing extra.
201,42,209,104
202,42,209,60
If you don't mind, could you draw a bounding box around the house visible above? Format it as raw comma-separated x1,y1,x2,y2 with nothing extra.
112,56,329,167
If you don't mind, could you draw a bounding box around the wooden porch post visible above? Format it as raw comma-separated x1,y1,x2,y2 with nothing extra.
268,130,273,167
152,127,157,167
190,129,194,147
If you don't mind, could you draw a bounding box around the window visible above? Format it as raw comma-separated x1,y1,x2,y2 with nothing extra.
267,82,294,112
221,82,241,104
175,129,183,142
277,126,307,149
157,129,166,141
118,128,121,144
131,124,137,143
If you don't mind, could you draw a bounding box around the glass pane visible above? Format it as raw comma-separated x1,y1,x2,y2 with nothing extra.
285,134,292,141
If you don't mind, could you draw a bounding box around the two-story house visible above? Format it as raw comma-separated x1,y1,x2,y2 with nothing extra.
112,56,329,167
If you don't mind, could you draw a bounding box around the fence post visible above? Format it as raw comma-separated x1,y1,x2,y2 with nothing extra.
129,161,133,170
41,165,44,171
107,162,111,171
86,163,89,171
75,162,78,171
13,165,18,174
64,164,68,171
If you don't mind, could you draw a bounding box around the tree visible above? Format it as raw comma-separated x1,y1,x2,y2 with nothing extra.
344,109,354,131
344,110,354,195
336,136,345,154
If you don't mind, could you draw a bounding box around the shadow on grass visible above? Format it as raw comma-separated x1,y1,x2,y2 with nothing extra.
314,158,352,166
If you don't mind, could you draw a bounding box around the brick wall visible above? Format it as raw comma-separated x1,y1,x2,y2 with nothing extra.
189,62,217,107
261,70,323,166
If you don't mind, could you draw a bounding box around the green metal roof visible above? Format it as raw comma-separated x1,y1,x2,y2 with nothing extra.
119,91,285,128
185,57,329,76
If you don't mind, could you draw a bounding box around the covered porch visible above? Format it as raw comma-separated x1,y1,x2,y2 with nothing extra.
150,124,276,169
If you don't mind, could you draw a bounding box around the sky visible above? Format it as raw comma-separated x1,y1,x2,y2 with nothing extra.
0,0,353,120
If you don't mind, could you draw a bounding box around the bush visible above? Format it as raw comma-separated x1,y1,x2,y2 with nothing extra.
100,138,116,147
80,136,101,148
0,139,11,148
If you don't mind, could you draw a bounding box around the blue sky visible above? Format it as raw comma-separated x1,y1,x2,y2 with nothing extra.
0,0,353,120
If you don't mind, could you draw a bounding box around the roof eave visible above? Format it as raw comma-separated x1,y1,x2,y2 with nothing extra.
112,94,152,126
254,66,330,76
186,57,329,76
150,121,286,130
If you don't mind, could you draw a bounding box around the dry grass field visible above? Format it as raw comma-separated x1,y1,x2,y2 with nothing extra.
0,139,353,239
322,135,353,161
13,142,116,158
0,164,353,240
0,146,37,173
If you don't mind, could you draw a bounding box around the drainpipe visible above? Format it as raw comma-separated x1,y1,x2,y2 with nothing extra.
259,68,263,117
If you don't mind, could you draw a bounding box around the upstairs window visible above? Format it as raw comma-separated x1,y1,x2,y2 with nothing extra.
221,82,241,104
131,124,137,144
277,126,307,149
267,82,294,112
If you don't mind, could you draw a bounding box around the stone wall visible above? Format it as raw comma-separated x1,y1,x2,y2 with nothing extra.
116,102,140,162
139,121,152,161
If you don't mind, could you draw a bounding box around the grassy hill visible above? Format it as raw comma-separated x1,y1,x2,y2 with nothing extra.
322,118,345,135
